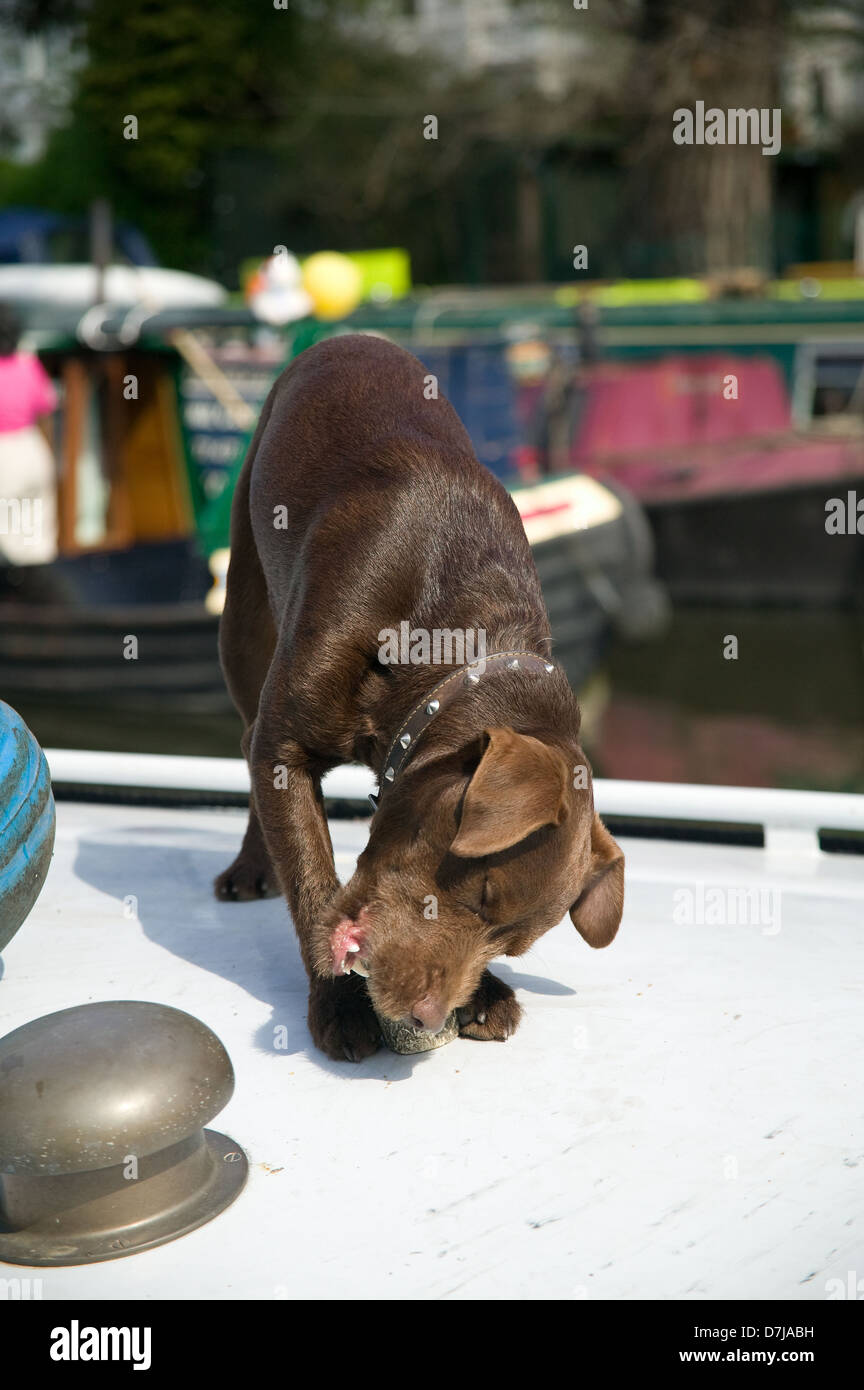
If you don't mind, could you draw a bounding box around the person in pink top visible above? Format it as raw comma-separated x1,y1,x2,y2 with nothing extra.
0,302,59,565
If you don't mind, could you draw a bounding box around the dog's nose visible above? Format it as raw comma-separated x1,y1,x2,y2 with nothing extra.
408,996,448,1035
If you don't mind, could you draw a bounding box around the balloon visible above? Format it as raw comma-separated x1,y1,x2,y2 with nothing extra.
302,252,363,321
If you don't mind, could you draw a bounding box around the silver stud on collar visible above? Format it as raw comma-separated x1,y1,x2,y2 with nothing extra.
384,766,395,782
544,661,554,673
506,657,519,670
399,733,411,749
426,700,439,715
464,672,480,686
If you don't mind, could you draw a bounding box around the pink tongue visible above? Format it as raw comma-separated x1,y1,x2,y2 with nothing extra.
331,917,365,974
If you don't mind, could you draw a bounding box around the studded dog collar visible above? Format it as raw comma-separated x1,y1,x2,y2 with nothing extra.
370,650,556,811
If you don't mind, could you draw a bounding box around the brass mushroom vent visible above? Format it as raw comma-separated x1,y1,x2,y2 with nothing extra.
0,1001,247,1267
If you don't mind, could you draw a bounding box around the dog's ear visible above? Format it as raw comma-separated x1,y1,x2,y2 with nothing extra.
570,814,624,948
450,727,570,858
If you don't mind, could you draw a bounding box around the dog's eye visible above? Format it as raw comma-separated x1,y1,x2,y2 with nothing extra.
476,877,498,923
453,877,494,922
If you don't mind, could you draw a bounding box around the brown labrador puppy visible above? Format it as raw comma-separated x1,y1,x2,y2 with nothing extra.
215,333,624,1061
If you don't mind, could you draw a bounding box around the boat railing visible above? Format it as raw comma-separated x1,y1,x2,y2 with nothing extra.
45,750,864,859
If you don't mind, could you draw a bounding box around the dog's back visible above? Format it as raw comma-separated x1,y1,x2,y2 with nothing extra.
246,334,546,639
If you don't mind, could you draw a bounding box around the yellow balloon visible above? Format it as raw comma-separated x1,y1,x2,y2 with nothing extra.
302,252,363,321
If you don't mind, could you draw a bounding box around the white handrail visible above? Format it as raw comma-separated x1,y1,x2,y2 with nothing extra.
598,778,864,833
44,749,864,836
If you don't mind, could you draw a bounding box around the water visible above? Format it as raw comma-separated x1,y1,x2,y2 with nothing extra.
595,607,864,794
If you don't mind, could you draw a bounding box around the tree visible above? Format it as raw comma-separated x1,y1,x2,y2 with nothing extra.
608,0,864,273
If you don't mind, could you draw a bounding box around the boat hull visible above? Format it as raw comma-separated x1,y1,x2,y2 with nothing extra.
645,482,864,606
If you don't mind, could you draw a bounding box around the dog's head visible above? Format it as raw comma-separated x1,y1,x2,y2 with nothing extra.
314,726,624,1033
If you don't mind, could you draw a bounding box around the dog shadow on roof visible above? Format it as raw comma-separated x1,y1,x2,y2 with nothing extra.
73,822,573,1081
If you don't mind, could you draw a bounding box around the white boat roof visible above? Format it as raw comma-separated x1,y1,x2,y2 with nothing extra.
0,263,227,311
2,754,863,1300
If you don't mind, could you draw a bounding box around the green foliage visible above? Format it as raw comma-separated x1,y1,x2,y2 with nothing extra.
10,0,449,273
79,0,301,187
0,0,89,33
6,0,864,281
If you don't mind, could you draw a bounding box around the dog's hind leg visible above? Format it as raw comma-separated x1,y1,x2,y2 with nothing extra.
214,452,280,902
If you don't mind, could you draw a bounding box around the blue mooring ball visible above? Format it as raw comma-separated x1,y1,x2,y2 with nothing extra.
0,701,55,954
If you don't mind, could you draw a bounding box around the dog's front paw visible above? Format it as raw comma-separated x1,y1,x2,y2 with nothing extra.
214,850,279,902
457,969,522,1042
308,975,382,1062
